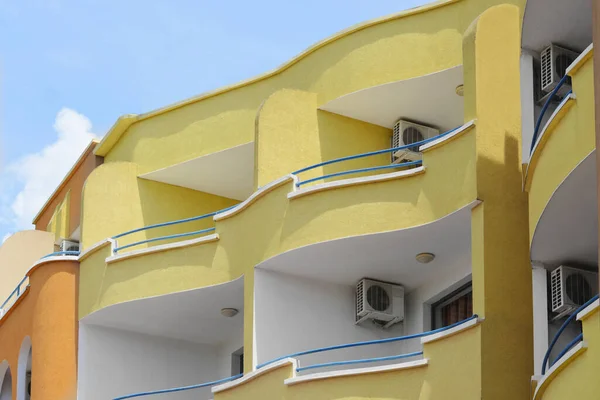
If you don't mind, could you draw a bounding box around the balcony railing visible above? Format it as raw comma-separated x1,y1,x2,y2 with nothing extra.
541,294,599,374
291,126,460,188
113,374,242,399
530,75,571,153
257,314,477,372
40,250,80,259
112,315,476,399
0,276,29,319
112,205,237,254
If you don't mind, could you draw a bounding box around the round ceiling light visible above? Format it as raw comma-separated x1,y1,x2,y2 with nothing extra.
415,253,435,264
455,84,464,97
221,308,239,318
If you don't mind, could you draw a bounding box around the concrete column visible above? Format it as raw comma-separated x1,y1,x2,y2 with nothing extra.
532,265,549,375
593,0,600,291
520,51,536,163
463,4,533,399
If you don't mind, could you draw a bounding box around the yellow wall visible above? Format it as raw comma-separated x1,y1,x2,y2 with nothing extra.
255,88,391,187
0,231,54,304
46,191,71,244
527,56,596,243
100,0,523,179
464,4,533,399
80,162,238,249
213,324,482,400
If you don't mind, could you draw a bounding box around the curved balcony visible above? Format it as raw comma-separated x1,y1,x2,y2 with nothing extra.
526,45,596,264
533,298,600,399
79,119,476,320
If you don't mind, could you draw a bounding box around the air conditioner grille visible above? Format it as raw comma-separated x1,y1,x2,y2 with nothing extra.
550,267,562,311
565,273,592,306
366,285,390,312
356,279,364,317
541,46,553,91
403,127,425,152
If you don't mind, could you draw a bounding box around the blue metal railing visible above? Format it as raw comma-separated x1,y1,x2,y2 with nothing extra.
257,314,478,371
0,276,29,311
530,75,571,153
292,126,461,187
112,205,237,254
541,294,599,374
113,373,243,399
40,251,80,259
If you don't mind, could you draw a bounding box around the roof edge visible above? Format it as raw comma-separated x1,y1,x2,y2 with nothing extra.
94,0,461,157
32,139,100,225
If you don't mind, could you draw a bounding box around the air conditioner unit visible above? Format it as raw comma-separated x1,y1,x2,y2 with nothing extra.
550,266,598,317
60,240,79,253
392,120,439,163
355,278,404,328
540,44,579,96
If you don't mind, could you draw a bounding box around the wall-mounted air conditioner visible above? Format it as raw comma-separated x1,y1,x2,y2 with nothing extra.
355,278,404,328
540,44,579,97
60,240,79,253
392,120,439,163
551,265,598,317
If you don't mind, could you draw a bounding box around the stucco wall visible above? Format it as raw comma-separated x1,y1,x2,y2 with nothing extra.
34,144,102,237
0,259,78,400
0,231,54,304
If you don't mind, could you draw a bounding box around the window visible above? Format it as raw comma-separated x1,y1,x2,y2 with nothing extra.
432,283,473,329
231,347,244,376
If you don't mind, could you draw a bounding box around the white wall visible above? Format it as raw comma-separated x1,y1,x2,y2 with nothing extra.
78,325,220,400
521,50,536,162
254,270,407,372
532,266,549,375
216,327,244,378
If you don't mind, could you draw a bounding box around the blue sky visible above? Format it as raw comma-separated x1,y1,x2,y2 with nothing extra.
0,0,425,241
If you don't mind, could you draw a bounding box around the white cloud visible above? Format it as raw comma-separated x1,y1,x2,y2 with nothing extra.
6,108,98,230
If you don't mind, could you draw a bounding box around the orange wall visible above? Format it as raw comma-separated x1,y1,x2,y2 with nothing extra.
0,259,78,400
34,150,103,236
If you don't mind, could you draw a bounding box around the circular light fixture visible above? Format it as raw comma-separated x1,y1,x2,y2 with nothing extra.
221,308,239,318
455,84,464,97
415,253,435,264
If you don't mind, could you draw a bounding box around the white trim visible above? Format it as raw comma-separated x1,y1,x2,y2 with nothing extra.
419,120,476,151
26,255,79,275
566,43,594,76
284,359,428,386
288,167,425,200
106,234,219,264
533,342,587,400
577,299,599,321
420,317,482,344
212,358,297,393
530,93,576,157
79,238,114,261
214,175,296,221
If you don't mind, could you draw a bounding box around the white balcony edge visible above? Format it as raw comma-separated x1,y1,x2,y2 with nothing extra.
566,43,593,76
419,119,476,151
284,358,428,386
420,317,483,344
288,167,425,200
212,358,297,393
214,175,296,221
106,234,219,264
577,299,600,321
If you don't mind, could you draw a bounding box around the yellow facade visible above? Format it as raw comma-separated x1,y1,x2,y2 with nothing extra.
6,0,600,399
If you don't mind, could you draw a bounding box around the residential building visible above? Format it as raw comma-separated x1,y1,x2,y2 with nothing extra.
1,0,599,399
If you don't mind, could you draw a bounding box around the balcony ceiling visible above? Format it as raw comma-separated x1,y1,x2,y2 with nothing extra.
531,151,598,269
522,0,592,53
257,202,475,291
140,142,254,201
319,66,464,133
82,277,244,345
